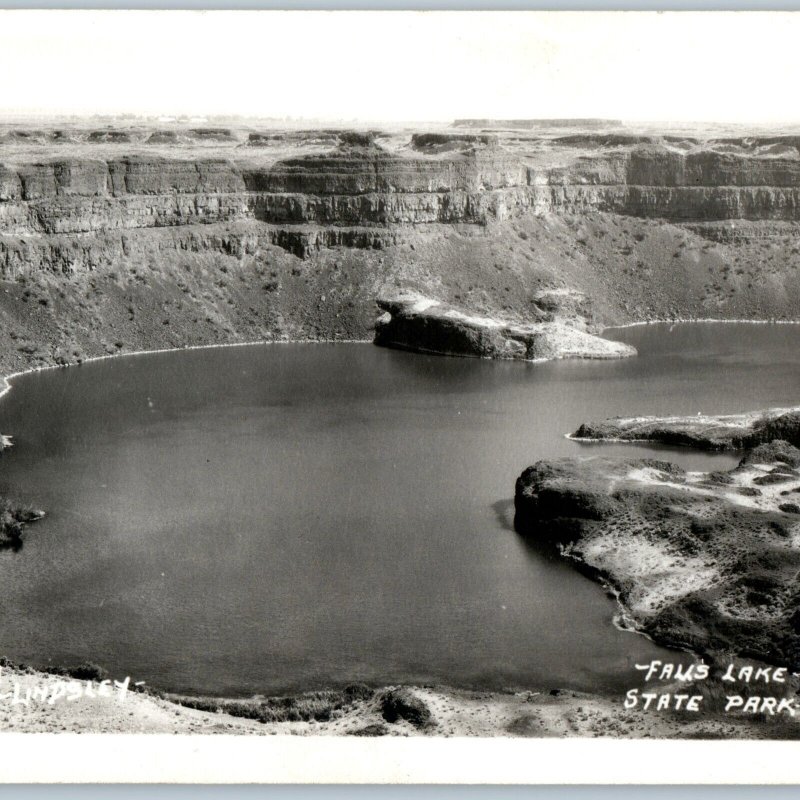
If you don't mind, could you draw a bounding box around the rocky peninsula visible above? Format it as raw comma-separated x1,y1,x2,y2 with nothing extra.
515,440,800,669
572,405,800,450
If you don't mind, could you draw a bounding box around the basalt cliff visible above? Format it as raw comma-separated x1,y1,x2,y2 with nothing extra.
2,123,800,372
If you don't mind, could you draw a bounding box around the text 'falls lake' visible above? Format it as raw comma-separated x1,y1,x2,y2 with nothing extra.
2,323,800,697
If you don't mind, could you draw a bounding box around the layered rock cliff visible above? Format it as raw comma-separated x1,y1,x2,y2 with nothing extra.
7,140,800,249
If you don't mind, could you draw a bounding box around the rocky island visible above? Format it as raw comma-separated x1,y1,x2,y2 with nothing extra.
374,291,636,361
0,499,43,550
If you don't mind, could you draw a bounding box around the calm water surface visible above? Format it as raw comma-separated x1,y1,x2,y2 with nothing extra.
1,323,798,696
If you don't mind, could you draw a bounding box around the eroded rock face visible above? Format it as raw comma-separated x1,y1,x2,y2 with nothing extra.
7,139,800,256
0,142,528,257
514,442,800,667
572,406,800,450
373,292,637,362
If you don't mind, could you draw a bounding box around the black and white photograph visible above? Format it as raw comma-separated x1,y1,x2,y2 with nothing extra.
1,7,800,783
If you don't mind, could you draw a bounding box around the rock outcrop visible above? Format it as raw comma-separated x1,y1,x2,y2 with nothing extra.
410,133,499,152
514,441,800,668
374,292,636,361
572,406,800,450
0,433,43,549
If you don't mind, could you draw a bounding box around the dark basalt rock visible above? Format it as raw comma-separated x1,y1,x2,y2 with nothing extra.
739,486,762,497
348,723,389,736
411,132,499,151
515,459,625,533
753,472,796,486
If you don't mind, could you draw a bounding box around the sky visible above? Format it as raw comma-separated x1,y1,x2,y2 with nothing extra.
0,10,798,123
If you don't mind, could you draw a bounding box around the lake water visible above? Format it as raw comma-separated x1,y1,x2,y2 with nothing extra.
1,323,799,697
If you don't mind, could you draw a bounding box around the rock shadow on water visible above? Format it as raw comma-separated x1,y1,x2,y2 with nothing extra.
491,498,516,532
507,498,583,568
0,535,24,553
498,497,567,565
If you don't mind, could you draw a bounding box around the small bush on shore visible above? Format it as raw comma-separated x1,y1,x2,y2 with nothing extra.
66,662,109,681
175,684,375,725
348,723,389,736
378,687,432,729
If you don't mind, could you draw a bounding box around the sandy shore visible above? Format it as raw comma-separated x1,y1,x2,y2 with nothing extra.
605,318,800,331
2,664,794,738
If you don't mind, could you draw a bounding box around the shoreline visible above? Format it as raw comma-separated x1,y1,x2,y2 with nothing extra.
564,432,748,447
603,317,800,333
0,335,373,402
3,315,797,403
3,662,794,738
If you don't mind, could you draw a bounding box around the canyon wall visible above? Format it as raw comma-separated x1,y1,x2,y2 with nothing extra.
2,127,800,373
5,144,800,252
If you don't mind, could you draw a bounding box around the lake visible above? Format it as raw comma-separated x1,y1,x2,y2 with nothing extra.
1,323,798,697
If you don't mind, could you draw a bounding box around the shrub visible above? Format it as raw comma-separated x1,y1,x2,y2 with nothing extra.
67,662,109,681
379,688,432,728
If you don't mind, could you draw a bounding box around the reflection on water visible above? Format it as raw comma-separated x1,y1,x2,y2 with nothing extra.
0,323,797,696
